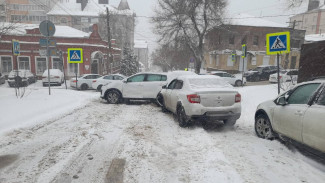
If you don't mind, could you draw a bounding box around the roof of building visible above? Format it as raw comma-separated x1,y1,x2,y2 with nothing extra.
228,13,288,28
305,33,325,42
118,0,130,10
47,0,134,16
134,40,148,49
1,22,90,38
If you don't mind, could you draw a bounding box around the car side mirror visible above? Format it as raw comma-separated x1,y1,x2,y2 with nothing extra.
277,96,287,106
162,85,167,89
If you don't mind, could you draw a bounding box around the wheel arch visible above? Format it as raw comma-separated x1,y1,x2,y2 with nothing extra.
104,88,123,99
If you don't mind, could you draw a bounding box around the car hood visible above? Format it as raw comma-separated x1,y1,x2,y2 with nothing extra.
101,80,123,91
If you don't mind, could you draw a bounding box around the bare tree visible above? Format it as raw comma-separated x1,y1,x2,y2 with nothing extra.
286,0,304,9
0,1,19,40
152,0,227,74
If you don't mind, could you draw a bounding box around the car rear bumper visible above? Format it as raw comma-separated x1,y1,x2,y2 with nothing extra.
185,103,241,120
191,112,241,121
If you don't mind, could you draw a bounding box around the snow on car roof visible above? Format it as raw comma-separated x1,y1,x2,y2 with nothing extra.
42,69,62,76
180,75,233,89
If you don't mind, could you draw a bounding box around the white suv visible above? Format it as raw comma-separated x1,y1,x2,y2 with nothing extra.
255,81,325,153
101,73,167,104
157,75,241,128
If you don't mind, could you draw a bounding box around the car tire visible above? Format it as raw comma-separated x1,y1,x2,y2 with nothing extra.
58,82,62,86
80,84,88,90
106,90,121,104
223,119,237,126
97,85,103,92
25,80,29,87
255,114,276,140
156,93,167,112
42,82,46,87
235,80,242,87
177,105,190,127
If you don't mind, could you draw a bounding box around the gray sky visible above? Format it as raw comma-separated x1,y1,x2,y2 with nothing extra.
109,0,309,53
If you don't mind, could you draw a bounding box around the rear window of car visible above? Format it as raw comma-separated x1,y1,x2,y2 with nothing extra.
146,74,167,81
188,78,231,89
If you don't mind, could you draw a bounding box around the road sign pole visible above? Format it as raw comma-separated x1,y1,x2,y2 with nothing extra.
242,57,245,87
60,51,67,90
277,53,280,94
46,25,51,95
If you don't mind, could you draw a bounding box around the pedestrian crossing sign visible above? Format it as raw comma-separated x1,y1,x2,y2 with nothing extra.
68,48,83,63
266,32,290,55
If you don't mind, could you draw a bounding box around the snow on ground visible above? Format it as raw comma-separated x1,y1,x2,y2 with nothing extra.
0,82,325,183
0,81,98,135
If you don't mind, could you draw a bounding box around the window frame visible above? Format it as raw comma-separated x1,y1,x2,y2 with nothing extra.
287,83,322,105
127,74,146,83
17,56,31,70
35,56,48,75
0,55,13,74
52,57,63,71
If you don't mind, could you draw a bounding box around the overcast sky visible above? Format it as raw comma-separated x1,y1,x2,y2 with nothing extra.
109,0,309,53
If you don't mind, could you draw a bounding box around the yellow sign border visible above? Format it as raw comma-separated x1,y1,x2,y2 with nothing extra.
68,48,83,63
266,32,290,55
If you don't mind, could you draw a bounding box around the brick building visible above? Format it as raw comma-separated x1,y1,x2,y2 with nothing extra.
0,23,121,77
204,14,306,73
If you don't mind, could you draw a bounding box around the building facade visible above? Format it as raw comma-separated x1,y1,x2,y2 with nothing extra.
290,0,325,35
0,24,121,77
204,18,306,73
134,40,149,71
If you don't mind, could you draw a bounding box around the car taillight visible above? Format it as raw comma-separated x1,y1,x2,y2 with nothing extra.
73,80,77,83
279,76,282,79
235,93,241,103
54,76,60,78
42,76,46,79
187,94,200,104
93,80,97,83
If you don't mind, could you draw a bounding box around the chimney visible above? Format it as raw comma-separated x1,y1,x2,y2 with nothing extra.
308,0,320,11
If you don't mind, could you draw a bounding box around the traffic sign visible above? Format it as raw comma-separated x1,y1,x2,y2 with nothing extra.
12,40,20,55
68,48,83,63
242,44,247,58
232,54,236,62
266,32,290,55
39,39,57,47
39,49,47,56
39,20,56,37
49,48,57,56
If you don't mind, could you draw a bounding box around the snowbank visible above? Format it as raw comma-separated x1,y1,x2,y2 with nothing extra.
0,83,98,135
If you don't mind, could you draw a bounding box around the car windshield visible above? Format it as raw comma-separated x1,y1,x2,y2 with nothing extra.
0,1,323,182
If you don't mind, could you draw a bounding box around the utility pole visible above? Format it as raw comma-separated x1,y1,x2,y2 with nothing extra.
106,7,113,74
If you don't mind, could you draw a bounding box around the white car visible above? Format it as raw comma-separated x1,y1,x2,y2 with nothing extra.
101,72,168,103
269,69,298,83
70,74,102,90
211,71,246,86
255,80,325,153
157,75,241,128
8,70,37,87
92,74,125,92
42,69,64,86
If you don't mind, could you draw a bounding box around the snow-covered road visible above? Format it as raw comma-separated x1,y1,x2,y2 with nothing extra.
0,84,325,183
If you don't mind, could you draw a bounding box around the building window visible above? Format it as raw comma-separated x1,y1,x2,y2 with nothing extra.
216,55,219,66
263,56,270,65
68,63,79,76
1,56,13,74
36,57,47,75
241,35,247,45
61,18,67,24
251,56,257,66
253,36,259,46
209,54,213,65
18,57,30,70
227,55,234,67
229,35,235,45
52,57,63,71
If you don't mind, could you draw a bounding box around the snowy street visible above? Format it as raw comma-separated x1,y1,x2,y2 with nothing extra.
0,83,325,183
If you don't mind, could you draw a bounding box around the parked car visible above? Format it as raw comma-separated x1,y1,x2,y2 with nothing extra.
7,70,36,87
210,71,246,86
269,69,298,83
0,73,5,85
70,74,102,90
255,80,325,154
42,69,64,86
157,75,241,128
244,65,280,82
92,74,126,92
101,72,168,103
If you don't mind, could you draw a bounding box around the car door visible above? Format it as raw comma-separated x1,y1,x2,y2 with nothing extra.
273,83,321,142
83,75,93,86
143,74,167,98
169,80,184,113
164,79,177,110
222,73,236,85
123,74,146,98
302,85,325,152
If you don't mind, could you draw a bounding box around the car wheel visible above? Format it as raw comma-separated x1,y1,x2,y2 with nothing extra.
42,83,46,87
255,114,276,139
223,119,237,126
80,84,88,90
235,80,242,87
58,82,62,86
25,80,29,87
106,90,121,104
97,85,103,92
177,105,190,127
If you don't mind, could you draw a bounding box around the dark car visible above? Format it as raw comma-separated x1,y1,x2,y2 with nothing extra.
244,65,280,82
0,73,5,85
7,70,37,87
